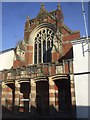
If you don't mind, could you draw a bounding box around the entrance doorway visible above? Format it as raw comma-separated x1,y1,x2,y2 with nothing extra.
55,79,71,112
20,83,30,112
36,81,49,115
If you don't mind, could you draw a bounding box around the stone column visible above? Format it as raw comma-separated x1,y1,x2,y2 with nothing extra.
2,82,13,109
29,81,31,112
14,81,20,112
54,84,58,111
49,77,56,115
2,82,7,106
69,60,76,117
30,79,36,114
70,74,76,117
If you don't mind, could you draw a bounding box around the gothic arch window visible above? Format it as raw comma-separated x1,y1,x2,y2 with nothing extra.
34,28,54,64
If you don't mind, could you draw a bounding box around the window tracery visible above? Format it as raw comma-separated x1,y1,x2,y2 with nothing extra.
34,28,54,64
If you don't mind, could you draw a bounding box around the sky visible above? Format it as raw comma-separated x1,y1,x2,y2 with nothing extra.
1,2,88,51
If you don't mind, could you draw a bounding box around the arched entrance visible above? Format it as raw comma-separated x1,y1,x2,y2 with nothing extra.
36,81,49,115
54,77,72,112
20,82,31,112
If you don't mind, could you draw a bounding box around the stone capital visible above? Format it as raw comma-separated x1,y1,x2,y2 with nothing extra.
15,81,20,88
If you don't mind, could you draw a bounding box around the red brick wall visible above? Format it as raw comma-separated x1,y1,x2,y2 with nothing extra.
25,52,33,65
25,45,33,65
63,32,80,41
13,8,80,68
52,52,60,62
13,60,25,68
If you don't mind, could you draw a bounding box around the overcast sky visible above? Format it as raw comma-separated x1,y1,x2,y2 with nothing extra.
2,2,88,51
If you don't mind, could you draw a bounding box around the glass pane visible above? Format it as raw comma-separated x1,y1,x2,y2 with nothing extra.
39,43,41,63
34,44,37,64
43,40,46,52
47,41,50,49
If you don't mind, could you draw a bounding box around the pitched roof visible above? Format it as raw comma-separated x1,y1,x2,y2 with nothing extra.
0,48,14,55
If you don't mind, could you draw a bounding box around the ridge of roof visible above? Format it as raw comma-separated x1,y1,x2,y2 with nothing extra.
30,10,58,22
0,48,14,54
62,24,80,34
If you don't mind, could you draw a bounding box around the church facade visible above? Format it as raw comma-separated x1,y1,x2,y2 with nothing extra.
1,3,80,118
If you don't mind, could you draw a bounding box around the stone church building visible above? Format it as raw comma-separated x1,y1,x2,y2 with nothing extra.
1,3,80,118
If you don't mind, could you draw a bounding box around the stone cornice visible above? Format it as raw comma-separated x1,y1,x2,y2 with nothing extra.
71,37,90,45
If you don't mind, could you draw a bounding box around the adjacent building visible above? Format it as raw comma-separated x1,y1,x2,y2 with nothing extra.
71,37,89,118
0,48,14,119
0,48,14,71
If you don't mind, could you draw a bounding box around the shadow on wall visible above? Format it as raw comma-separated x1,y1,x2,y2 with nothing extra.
59,47,73,62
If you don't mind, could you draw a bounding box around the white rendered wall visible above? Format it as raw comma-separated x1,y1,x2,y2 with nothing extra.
0,49,14,71
0,49,14,120
73,41,88,118
73,43,88,73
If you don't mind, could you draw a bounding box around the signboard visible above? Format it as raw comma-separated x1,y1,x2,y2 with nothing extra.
21,99,29,102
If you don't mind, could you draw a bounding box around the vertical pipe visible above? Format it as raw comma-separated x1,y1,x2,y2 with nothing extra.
81,0,88,39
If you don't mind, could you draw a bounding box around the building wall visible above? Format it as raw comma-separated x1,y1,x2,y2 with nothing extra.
1,4,81,118
0,49,14,119
0,49,14,71
13,4,80,68
0,80,2,120
72,39,89,118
